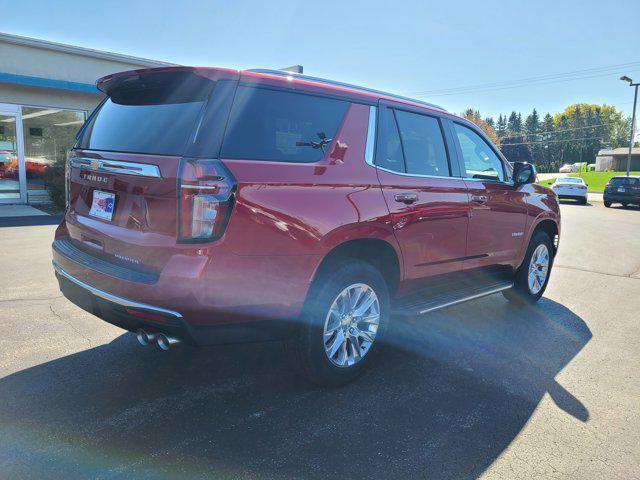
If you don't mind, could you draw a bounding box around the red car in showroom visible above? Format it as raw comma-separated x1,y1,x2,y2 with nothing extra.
53,67,560,385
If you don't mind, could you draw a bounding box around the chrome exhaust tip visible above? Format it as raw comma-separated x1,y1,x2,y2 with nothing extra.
136,329,156,346
156,333,180,351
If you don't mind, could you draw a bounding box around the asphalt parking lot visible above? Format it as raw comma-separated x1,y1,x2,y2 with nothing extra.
1,202,639,480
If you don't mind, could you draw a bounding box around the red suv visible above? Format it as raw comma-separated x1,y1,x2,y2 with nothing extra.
53,67,560,385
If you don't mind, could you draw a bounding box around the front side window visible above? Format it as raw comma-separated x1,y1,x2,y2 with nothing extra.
454,123,505,182
394,110,449,176
374,107,450,177
221,87,349,163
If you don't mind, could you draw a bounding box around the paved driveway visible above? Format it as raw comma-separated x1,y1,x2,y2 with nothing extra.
0,203,639,479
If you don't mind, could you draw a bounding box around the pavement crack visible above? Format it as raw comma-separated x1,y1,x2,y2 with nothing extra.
48,304,92,344
0,295,63,304
554,264,640,280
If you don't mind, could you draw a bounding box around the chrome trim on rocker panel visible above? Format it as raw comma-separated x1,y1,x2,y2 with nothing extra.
53,262,183,318
70,157,161,178
364,106,377,167
418,283,513,314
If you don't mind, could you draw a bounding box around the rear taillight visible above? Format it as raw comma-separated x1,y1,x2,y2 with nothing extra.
178,158,236,242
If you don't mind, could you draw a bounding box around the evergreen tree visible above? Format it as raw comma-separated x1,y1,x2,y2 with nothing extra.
496,114,507,139
525,109,542,165
541,113,555,172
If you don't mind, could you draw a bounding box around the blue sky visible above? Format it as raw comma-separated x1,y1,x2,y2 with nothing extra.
3,0,639,119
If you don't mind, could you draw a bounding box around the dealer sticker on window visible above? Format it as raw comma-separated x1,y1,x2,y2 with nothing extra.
89,190,115,221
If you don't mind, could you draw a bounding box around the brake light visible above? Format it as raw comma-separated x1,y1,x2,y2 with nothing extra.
178,158,236,242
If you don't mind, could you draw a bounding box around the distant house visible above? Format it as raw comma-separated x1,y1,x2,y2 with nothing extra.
595,147,640,172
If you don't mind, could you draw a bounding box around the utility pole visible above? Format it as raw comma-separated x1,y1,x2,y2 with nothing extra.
620,76,639,177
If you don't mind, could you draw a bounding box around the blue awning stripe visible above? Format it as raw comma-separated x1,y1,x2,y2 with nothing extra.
0,72,99,93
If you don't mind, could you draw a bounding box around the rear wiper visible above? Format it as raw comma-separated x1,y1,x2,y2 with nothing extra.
296,132,332,152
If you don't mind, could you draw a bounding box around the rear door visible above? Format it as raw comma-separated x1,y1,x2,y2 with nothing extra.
374,102,470,279
448,120,528,270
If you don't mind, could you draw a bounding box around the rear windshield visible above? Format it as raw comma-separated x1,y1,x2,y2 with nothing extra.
78,72,215,156
558,178,582,183
221,87,349,163
610,177,639,186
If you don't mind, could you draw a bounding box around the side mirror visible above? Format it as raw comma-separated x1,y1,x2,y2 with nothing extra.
512,162,536,186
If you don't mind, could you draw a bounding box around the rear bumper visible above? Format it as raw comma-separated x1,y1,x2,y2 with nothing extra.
603,193,640,203
554,189,587,199
54,262,296,345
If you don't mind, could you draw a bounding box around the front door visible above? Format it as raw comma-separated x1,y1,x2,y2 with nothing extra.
449,121,527,270
0,104,26,204
374,103,469,280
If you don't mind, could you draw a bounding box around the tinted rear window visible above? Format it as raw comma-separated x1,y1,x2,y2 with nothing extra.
609,177,638,186
79,99,203,155
221,87,349,162
558,178,582,183
78,72,216,155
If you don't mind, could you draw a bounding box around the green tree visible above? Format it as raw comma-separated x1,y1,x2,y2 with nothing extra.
524,109,543,165
502,111,531,163
461,108,500,146
496,114,507,139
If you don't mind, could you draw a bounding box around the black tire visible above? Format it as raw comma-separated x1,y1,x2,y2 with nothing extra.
287,260,390,387
503,231,554,304
604,201,611,208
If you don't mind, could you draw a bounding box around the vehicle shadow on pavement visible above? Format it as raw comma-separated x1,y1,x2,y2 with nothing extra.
0,297,591,480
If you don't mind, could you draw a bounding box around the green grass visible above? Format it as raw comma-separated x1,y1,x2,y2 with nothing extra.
538,171,640,192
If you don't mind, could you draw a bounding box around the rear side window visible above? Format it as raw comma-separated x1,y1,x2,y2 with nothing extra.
78,72,217,156
221,87,349,162
454,123,505,181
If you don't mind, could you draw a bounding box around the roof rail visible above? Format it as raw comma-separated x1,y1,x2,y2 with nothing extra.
246,69,446,112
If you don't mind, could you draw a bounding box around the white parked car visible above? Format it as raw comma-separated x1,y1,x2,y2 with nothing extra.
551,177,588,204
559,164,576,173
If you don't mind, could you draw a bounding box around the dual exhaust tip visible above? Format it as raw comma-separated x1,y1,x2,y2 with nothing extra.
136,329,180,351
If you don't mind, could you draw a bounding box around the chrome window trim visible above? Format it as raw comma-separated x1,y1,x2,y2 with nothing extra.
364,106,377,167
70,157,161,178
374,165,465,181
53,262,183,319
365,105,466,182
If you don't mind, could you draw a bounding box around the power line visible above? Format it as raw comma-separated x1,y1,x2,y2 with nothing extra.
410,61,640,95
420,69,640,97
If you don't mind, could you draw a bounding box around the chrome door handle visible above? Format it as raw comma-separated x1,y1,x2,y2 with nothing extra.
394,193,418,205
471,195,487,204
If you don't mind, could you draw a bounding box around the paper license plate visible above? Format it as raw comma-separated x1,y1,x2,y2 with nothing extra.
89,190,115,221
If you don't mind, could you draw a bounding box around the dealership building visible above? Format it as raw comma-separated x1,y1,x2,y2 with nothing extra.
0,32,174,205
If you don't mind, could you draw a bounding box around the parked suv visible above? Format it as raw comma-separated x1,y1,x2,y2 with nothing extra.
603,175,640,208
53,67,560,385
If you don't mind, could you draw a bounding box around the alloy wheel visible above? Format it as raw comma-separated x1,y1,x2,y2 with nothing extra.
323,283,380,367
528,244,550,295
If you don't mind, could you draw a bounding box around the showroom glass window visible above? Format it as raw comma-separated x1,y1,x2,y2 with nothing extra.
21,107,86,190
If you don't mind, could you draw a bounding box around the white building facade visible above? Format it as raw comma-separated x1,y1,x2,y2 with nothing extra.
0,32,173,204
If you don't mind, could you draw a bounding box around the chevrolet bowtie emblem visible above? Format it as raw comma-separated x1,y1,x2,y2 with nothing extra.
90,159,102,170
